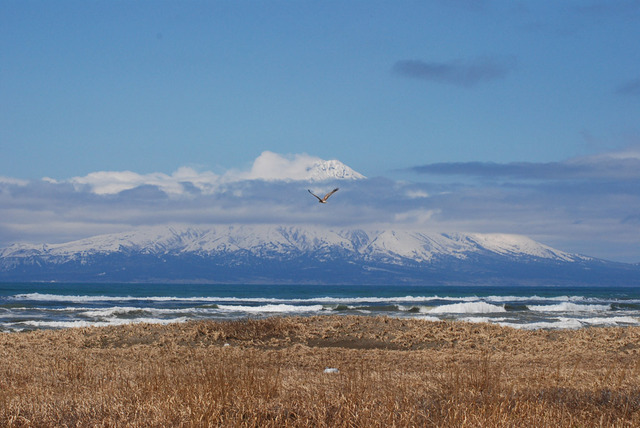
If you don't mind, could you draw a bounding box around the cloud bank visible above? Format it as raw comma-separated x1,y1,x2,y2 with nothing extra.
392,56,517,87
65,167,219,195
411,149,640,180
1,149,639,263
405,147,640,261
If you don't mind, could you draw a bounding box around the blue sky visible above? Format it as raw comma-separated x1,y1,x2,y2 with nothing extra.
1,1,639,263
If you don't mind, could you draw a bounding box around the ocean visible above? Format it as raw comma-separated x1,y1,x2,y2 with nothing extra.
1,282,640,332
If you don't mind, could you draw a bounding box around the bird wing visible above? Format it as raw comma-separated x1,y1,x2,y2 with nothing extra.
322,188,339,201
308,189,323,201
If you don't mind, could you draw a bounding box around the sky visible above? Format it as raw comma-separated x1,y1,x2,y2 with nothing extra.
1,1,639,263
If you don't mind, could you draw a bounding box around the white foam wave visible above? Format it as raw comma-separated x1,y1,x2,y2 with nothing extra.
13,292,638,306
499,319,585,330
79,307,151,318
13,293,444,305
575,316,640,326
216,304,325,313
480,295,627,304
527,302,611,313
6,291,640,332
498,315,640,330
1,325,25,332
414,315,441,322
462,316,510,324
426,302,506,314
19,317,188,329
78,306,212,318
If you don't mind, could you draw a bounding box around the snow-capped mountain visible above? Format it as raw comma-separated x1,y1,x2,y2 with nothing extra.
1,225,637,285
305,159,365,181
241,152,365,182
0,225,578,261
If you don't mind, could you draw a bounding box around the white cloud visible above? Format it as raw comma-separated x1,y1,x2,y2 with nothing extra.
0,176,28,186
245,151,319,181
394,209,439,225
405,189,430,199
575,146,640,162
68,167,222,196
62,151,364,196
69,170,199,195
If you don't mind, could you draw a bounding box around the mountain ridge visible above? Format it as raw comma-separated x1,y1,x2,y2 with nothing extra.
1,225,637,285
0,225,581,261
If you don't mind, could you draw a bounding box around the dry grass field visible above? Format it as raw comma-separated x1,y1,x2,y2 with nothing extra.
2,315,640,427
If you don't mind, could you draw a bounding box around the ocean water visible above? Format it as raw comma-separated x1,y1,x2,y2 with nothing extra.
1,282,640,332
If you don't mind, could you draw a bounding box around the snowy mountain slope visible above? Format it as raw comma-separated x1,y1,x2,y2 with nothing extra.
0,225,636,284
0,225,581,262
305,159,365,181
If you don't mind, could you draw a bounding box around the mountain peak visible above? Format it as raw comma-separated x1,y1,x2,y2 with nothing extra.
247,152,365,181
305,159,365,181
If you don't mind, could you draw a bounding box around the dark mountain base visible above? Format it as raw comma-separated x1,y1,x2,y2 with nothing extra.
2,252,638,285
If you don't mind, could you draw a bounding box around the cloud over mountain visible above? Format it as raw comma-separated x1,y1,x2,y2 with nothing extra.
59,152,364,196
66,168,218,195
229,151,365,182
0,149,639,263
0,152,371,247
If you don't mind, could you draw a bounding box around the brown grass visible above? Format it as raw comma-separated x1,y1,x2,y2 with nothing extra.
2,315,640,427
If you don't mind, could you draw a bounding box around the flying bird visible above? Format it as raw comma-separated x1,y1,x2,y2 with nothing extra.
308,188,339,203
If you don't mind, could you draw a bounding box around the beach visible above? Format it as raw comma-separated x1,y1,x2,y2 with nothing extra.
2,315,640,427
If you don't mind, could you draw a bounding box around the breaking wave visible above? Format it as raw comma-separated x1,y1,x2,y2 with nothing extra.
527,302,611,312
3,284,640,332
426,302,506,314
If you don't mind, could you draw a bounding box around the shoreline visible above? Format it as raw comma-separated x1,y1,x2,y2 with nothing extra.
4,282,640,332
2,315,640,426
